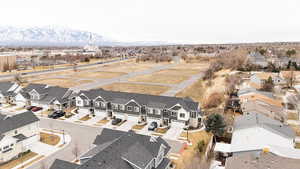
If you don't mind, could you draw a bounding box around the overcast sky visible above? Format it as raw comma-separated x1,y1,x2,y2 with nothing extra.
1,0,300,44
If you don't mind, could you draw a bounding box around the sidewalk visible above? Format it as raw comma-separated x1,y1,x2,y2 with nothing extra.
11,129,71,169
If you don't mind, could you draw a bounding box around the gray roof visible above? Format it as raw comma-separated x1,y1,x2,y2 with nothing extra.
23,83,71,104
80,89,199,112
0,81,14,93
51,129,171,169
50,159,80,169
0,111,39,136
226,151,300,169
235,112,295,139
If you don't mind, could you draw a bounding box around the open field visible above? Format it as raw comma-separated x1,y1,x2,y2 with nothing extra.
100,61,168,73
68,71,126,79
101,82,170,95
29,78,93,88
128,73,189,84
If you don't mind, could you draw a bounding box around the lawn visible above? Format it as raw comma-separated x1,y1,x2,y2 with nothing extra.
155,127,169,134
132,124,147,130
0,151,38,169
97,118,109,125
79,115,91,121
100,61,163,73
40,132,60,146
173,131,212,169
287,112,299,120
101,82,170,95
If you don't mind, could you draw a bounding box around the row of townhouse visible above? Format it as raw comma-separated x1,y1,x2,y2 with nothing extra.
0,82,203,129
50,129,172,169
0,82,22,104
76,89,202,128
0,111,40,164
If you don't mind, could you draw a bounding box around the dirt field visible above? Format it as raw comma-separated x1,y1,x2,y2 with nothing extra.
101,82,170,95
68,71,126,79
30,78,93,88
100,61,167,73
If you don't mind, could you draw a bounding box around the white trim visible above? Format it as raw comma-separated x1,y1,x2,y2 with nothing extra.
121,157,142,169
94,95,106,102
125,99,141,107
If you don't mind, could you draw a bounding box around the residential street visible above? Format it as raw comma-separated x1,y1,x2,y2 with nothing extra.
28,118,183,169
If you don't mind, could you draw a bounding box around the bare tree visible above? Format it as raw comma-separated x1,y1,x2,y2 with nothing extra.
14,73,25,85
286,70,296,88
72,142,81,162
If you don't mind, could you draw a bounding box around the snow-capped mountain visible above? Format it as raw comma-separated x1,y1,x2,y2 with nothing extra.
0,26,116,46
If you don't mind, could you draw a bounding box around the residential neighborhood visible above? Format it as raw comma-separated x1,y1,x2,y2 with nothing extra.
1,0,300,168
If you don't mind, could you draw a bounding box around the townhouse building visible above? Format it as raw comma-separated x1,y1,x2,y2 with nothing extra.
50,129,172,169
16,83,73,110
76,89,202,128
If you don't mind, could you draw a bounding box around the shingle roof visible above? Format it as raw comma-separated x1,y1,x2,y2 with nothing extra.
235,112,295,139
52,129,171,169
0,111,39,136
0,81,14,93
226,151,300,169
80,89,199,112
50,159,80,169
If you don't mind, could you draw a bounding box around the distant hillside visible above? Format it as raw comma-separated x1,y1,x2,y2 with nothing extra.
0,26,169,47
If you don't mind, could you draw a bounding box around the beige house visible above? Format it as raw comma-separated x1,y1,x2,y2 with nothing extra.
0,111,40,164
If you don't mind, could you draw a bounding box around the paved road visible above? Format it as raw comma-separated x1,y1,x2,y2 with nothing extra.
71,63,177,91
28,118,183,169
0,57,133,81
161,72,205,96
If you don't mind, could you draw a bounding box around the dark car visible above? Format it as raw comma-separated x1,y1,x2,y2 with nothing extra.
111,118,122,125
148,121,158,131
26,106,36,111
48,111,65,119
31,107,43,112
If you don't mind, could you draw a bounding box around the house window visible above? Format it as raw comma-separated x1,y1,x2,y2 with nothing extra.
146,108,151,114
180,113,185,118
10,144,13,147
127,106,133,111
14,130,18,135
190,112,196,118
134,106,140,112
3,146,9,150
77,100,81,105
94,102,100,107
84,100,89,105
171,112,177,116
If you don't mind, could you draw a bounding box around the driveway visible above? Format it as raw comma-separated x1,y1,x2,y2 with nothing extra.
163,122,184,141
27,118,183,169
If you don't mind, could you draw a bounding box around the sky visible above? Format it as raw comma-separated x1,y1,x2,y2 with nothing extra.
0,0,300,44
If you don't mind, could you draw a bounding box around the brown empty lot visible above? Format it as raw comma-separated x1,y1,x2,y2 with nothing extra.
30,78,93,88
68,71,126,79
128,68,202,84
101,82,170,95
100,61,167,73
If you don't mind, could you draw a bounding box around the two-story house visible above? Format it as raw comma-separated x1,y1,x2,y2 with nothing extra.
0,81,21,104
75,89,202,128
16,83,73,110
50,128,172,169
0,111,40,164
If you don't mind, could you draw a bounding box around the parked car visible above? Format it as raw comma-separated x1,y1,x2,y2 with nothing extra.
31,107,43,112
111,118,122,125
26,106,36,111
148,121,158,131
48,111,66,119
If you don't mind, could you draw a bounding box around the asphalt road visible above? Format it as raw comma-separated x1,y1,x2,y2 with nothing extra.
28,118,183,169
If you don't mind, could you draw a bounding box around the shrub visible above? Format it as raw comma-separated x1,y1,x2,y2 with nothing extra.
204,92,224,109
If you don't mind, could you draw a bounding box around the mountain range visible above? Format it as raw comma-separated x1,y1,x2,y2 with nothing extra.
0,26,168,46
